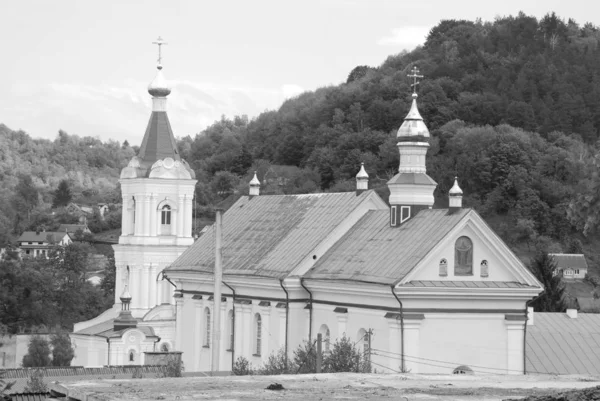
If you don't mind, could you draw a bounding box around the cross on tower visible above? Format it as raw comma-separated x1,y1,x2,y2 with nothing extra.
407,66,424,94
152,36,168,65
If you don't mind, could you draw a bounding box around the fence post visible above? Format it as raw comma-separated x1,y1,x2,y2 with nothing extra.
367,329,372,372
316,333,322,373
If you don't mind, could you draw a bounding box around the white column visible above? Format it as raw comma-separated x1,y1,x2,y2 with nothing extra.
387,320,401,372
139,264,150,309
148,263,157,308
130,267,139,309
134,194,143,236
261,308,270,359
150,194,158,237
194,299,202,371
143,194,151,236
175,297,184,351
121,197,130,235
336,314,348,339
114,265,122,304
177,195,185,237
506,320,525,375
235,304,244,358
241,304,252,358
184,194,193,237
404,321,422,373
278,307,286,352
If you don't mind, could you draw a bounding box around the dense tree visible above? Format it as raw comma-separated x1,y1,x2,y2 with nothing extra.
50,332,75,366
22,335,52,367
528,252,567,312
52,179,73,208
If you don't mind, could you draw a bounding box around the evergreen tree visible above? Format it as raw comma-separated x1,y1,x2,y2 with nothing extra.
24,369,48,392
52,179,73,208
22,335,51,367
50,331,75,366
528,252,567,312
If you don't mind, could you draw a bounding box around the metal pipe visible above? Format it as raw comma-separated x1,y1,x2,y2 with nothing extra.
279,279,290,370
223,280,236,370
106,338,110,366
212,209,223,373
300,278,313,343
390,285,405,372
523,291,544,374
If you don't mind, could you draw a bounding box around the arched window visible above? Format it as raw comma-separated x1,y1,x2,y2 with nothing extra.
439,259,448,277
480,260,489,278
319,324,331,352
227,309,234,351
204,308,211,347
161,205,172,235
455,236,473,275
254,313,262,356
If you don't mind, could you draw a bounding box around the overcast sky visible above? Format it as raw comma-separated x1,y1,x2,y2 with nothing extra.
1,0,598,144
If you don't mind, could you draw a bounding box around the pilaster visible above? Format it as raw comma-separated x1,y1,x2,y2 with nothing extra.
278,306,286,351
404,320,422,373
505,319,525,375
143,194,151,236
150,194,158,236
175,296,184,351
336,314,348,339
260,308,271,358
241,304,252,358
193,298,202,371
177,194,185,237
387,319,401,371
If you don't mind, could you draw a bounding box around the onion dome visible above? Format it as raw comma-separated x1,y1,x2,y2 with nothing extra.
249,171,260,187
356,163,369,180
397,93,430,142
148,64,171,97
449,177,463,196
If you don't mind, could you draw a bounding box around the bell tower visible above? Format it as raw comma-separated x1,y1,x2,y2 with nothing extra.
114,37,197,315
387,67,437,227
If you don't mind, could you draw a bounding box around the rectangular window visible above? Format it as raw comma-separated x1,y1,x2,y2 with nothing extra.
390,206,397,226
401,206,411,223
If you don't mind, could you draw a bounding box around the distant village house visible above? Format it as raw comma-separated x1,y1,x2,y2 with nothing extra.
550,253,588,279
17,231,72,258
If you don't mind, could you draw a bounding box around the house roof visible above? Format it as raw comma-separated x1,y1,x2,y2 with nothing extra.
57,224,89,233
526,312,600,375
17,231,70,243
167,191,380,279
304,208,470,285
549,253,588,270
73,319,157,339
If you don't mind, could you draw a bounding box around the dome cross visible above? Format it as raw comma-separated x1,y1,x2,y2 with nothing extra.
152,36,168,65
407,66,424,95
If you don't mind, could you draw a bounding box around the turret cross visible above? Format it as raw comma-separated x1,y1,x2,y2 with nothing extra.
152,36,168,64
408,66,424,94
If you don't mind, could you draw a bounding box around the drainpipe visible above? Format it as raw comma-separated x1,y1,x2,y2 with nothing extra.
106,338,110,366
279,279,290,370
300,278,313,343
223,280,236,370
390,285,405,372
523,290,544,374
153,336,161,352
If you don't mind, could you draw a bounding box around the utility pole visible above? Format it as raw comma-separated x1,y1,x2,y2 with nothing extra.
211,209,223,373
316,333,322,373
367,329,373,372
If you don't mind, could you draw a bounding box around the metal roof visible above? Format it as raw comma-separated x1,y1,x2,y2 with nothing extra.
400,281,535,288
17,232,69,243
137,111,180,168
73,319,156,339
167,191,378,279
549,254,589,270
526,312,600,375
304,208,470,285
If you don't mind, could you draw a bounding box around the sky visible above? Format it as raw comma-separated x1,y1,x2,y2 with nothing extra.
1,0,598,145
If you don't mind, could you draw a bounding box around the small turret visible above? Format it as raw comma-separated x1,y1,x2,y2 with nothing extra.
449,177,463,213
114,285,137,331
249,171,260,197
356,163,369,194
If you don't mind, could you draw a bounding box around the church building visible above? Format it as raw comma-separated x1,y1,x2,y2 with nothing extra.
71,42,543,374
70,38,196,366
164,69,543,374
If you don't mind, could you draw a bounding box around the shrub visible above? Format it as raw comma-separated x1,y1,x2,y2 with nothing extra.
323,335,370,373
293,340,322,374
232,356,253,376
159,355,184,378
22,335,51,367
258,348,296,375
50,331,75,366
25,369,48,392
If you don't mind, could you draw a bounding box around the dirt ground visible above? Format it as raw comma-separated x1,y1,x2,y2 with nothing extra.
50,372,600,401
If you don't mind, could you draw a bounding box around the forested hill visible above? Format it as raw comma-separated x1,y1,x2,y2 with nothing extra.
3,12,600,256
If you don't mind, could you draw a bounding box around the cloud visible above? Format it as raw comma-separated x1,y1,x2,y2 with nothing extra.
377,26,430,48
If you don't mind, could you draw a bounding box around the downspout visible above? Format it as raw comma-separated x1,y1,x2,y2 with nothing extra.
223,280,236,369
279,279,290,370
106,338,110,366
300,278,313,342
154,336,161,351
523,290,544,374
390,285,405,372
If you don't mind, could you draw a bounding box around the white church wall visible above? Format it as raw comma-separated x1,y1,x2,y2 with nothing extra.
408,223,520,282
71,335,107,367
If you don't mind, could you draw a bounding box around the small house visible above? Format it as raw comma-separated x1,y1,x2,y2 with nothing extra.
550,253,588,279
